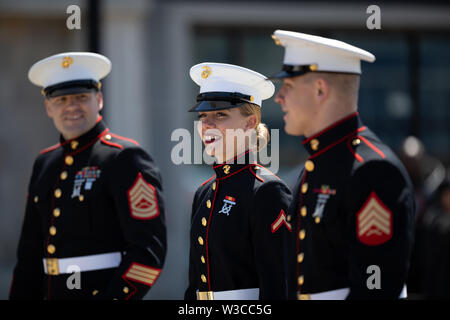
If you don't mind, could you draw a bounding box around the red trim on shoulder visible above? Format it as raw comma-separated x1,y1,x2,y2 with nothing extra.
39,143,61,155
346,136,364,163
249,165,264,182
253,164,282,181
201,175,216,186
303,112,359,145
358,136,386,159
109,133,139,146
100,136,124,149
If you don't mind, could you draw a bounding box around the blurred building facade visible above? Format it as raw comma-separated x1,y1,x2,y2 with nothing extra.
0,0,449,299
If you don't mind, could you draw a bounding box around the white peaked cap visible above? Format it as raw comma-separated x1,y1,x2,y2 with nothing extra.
28,52,111,89
271,30,375,77
190,62,275,108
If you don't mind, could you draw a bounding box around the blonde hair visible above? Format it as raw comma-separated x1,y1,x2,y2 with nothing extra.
238,103,270,152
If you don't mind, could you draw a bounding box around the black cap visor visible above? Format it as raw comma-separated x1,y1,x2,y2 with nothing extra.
267,64,316,81
188,91,259,112
44,79,100,98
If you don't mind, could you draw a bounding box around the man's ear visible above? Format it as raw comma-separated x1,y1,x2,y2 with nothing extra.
45,99,53,119
96,91,104,112
315,78,329,103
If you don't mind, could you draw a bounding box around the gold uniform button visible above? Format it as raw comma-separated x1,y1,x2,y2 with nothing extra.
301,206,307,217
54,189,62,198
65,155,74,166
53,208,61,218
33,196,39,203
201,255,206,264
298,275,304,286
315,216,321,224
310,139,319,151
212,182,216,190
352,138,361,146
299,229,306,240
301,183,308,194
123,287,129,294
49,226,57,236
60,171,68,180
70,140,79,150
201,217,207,227
206,200,211,209
79,195,84,202
201,274,207,283
305,160,314,172
287,215,291,222
105,134,112,140
298,253,304,263
47,244,56,254
92,290,99,296
198,236,204,245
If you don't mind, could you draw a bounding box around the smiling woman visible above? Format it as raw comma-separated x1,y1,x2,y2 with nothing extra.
185,62,292,301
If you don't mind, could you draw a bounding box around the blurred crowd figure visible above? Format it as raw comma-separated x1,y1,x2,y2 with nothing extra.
399,136,450,299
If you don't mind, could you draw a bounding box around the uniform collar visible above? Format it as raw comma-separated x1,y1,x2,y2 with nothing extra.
213,150,256,179
302,112,365,156
59,116,109,154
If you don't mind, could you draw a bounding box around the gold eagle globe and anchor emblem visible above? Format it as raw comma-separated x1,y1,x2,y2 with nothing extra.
62,56,74,68
223,165,231,174
201,66,212,79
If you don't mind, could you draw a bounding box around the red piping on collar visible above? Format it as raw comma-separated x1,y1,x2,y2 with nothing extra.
309,126,367,159
218,163,256,180
213,149,254,169
68,128,109,156
303,112,359,145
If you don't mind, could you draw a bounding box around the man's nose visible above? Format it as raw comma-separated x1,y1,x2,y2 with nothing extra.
274,88,284,105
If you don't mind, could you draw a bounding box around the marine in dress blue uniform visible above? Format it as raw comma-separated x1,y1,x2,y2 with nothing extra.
9,52,167,300
270,31,415,299
184,63,292,300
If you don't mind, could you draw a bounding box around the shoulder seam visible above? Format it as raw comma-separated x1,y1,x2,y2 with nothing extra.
109,133,139,146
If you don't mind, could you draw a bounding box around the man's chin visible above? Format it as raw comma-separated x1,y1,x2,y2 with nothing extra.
284,124,303,137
